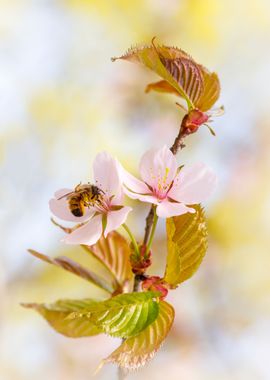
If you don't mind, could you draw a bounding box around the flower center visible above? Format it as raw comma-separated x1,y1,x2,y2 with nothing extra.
152,167,172,200
95,199,111,213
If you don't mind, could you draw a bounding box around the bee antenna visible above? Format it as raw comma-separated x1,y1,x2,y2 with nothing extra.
57,191,72,200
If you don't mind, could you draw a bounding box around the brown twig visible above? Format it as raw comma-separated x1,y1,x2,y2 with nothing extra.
170,124,188,155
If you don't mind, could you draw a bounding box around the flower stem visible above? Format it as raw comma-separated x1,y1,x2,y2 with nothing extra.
143,205,155,245
122,223,139,257
146,206,158,255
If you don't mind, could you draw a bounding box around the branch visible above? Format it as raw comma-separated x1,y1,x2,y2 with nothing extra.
170,123,188,155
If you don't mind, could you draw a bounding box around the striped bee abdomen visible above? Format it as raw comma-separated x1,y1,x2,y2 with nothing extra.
68,196,84,217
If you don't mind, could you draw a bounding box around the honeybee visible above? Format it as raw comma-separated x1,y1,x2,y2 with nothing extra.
58,183,104,217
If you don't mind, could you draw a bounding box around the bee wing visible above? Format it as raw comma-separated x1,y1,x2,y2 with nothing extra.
57,191,75,200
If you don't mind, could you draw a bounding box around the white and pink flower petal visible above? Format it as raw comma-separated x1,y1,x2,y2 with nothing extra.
62,214,103,245
104,206,132,237
168,163,217,205
93,152,123,202
139,146,177,192
156,200,195,218
121,167,152,194
123,187,159,204
49,189,94,222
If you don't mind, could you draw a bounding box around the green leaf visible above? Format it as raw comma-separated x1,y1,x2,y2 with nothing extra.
82,231,134,294
164,205,208,287
112,40,220,112
28,249,113,294
103,301,175,369
68,292,160,338
22,299,102,337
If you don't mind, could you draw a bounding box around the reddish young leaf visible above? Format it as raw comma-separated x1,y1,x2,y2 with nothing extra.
112,39,220,112
82,231,134,294
28,249,113,294
51,220,134,294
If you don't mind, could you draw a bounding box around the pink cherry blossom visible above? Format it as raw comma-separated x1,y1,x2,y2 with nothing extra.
49,152,132,245
121,145,217,218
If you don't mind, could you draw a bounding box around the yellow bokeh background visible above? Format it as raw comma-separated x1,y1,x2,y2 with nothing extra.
1,1,270,379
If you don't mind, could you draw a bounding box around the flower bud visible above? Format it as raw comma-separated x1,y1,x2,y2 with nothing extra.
182,109,209,134
130,244,152,275
142,276,168,299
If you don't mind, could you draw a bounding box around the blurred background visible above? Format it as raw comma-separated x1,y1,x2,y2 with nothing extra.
1,0,270,379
